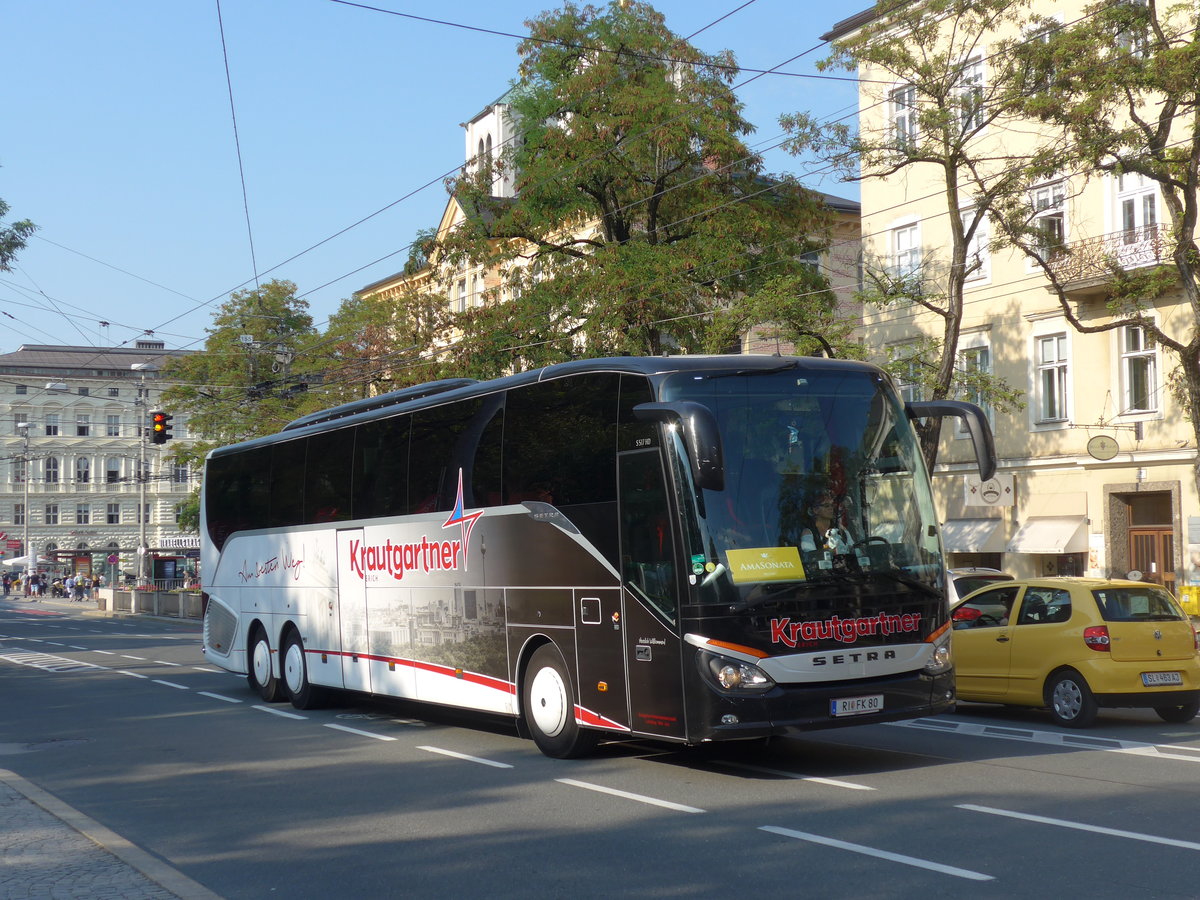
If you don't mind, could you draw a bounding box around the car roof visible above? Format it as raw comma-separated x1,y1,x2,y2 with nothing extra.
953,576,1171,606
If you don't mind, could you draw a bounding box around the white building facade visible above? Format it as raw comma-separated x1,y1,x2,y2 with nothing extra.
0,340,197,584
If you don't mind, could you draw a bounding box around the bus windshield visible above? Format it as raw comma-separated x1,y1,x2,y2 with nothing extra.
661,366,941,606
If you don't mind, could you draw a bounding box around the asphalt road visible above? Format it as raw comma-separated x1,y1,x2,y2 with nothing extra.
3,596,1199,899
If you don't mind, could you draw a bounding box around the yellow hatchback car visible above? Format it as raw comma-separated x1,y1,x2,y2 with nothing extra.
950,578,1200,727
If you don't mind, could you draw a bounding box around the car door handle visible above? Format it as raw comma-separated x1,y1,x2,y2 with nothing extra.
995,635,1009,643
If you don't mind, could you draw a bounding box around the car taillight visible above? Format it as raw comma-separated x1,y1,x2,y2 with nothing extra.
953,607,981,622
1083,625,1110,651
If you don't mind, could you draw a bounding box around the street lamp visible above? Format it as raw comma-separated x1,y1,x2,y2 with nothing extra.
15,421,30,584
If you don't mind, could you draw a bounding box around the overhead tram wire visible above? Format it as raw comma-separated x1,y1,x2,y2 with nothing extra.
216,0,260,294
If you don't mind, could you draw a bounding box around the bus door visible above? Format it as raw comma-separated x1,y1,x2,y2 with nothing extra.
618,448,686,741
336,529,372,694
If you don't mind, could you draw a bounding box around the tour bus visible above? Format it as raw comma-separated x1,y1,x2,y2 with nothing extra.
201,355,995,757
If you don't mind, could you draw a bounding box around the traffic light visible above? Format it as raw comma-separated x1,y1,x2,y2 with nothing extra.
150,411,173,444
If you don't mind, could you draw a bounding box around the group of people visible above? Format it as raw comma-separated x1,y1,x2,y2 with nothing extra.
1,570,104,602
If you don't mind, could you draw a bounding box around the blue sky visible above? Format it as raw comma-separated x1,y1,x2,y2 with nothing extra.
2,0,860,355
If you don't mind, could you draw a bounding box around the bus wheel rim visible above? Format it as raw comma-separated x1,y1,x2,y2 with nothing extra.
252,638,271,685
529,665,569,737
283,641,304,694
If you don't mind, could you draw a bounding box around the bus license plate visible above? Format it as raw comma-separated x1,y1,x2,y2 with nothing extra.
1142,671,1183,687
831,694,883,717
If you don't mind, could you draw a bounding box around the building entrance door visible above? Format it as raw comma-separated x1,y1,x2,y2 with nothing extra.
1130,528,1174,591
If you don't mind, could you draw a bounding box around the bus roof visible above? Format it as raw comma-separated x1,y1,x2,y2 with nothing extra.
207,354,885,461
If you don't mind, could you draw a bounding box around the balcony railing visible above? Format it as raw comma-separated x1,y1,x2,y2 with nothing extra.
1045,223,1173,290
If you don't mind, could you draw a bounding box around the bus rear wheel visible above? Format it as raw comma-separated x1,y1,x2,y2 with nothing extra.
247,626,283,703
523,644,596,759
282,630,324,710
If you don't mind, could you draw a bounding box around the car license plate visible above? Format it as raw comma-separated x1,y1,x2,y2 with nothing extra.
1142,671,1183,687
831,694,883,717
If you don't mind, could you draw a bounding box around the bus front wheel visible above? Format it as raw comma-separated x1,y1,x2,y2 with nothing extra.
248,626,283,703
523,644,596,759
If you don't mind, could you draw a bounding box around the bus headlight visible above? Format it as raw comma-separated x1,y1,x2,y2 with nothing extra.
923,631,953,675
699,650,775,692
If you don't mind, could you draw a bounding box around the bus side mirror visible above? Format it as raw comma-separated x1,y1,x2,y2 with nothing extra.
633,401,725,491
906,399,997,481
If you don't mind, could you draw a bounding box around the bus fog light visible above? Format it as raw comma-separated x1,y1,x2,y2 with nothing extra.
721,714,739,725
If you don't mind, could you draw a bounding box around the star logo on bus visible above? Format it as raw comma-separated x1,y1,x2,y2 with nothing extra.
442,468,484,564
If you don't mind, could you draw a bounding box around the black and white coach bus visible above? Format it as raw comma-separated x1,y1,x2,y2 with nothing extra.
201,355,995,757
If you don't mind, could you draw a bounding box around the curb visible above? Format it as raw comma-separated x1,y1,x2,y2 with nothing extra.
0,768,223,900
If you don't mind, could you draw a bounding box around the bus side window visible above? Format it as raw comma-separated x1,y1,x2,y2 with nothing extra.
619,449,676,623
306,429,353,523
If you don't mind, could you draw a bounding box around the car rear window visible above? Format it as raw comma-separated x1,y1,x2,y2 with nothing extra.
1093,586,1187,622
953,574,1013,596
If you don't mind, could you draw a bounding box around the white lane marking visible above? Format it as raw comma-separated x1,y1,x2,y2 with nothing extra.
45,642,64,646
197,692,242,703
958,805,1200,851
154,660,182,667
192,666,221,673
890,718,1200,762
760,826,993,881
153,680,189,690
117,670,148,679
418,745,511,767
713,761,875,790
325,723,398,742
556,778,705,814
0,649,105,673
93,650,115,655
120,654,146,660
252,705,307,720
68,646,88,651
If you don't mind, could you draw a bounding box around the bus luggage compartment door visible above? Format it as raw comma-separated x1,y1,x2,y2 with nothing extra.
575,588,630,731
336,529,372,694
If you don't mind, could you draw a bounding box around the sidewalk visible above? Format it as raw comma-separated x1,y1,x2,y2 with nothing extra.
1,603,219,898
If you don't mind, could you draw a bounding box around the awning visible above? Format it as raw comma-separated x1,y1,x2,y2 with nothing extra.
941,518,1007,553
1006,516,1088,554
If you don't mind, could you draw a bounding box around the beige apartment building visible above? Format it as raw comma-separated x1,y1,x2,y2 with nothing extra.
825,2,1198,592
359,96,862,362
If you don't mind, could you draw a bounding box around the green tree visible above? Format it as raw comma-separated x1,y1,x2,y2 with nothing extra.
161,280,321,466
0,197,35,271
785,0,1029,468
436,0,833,372
992,0,1200,495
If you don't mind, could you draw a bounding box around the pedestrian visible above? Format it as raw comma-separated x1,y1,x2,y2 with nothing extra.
2,572,9,597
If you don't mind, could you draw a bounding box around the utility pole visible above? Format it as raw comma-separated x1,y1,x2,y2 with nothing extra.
131,362,159,588
15,421,30,582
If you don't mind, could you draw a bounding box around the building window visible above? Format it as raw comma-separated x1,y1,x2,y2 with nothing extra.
11,458,25,485
14,503,24,525
1031,182,1066,261
76,414,91,437
1121,325,1157,413
106,415,121,437
14,385,26,395
1115,0,1150,58
138,502,150,524
45,458,59,484
892,223,921,280
13,412,27,435
456,278,467,313
1117,172,1157,244
171,463,189,484
1037,333,1069,422
44,413,59,436
957,56,984,131
77,387,89,397
891,344,925,404
890,83,918,150
45,504,59,526
961,207,988,281
76,457,90,484
75,504,90,525
106,458,122,483
957,345,992,433
107,388,119,398
107,503,121,525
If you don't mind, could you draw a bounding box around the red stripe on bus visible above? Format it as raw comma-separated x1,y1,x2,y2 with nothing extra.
308,649,516,694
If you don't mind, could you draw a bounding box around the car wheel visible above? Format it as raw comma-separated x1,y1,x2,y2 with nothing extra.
1154,699,1200,724
522,644,597,759
1046,670,1097,728
247,626,283,703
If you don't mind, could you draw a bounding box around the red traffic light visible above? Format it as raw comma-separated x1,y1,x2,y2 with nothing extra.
150,411,174,444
